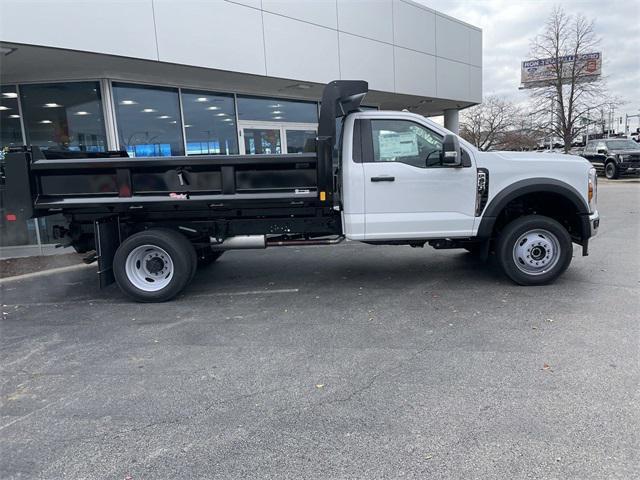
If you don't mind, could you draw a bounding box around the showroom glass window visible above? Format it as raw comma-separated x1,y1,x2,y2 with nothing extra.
112,83,184,157
237,96,318,123
20,82,106,152
181,90,238,155
0,85,23,155
0,85,37,247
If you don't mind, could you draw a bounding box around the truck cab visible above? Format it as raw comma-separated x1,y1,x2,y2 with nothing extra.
341,111,477,241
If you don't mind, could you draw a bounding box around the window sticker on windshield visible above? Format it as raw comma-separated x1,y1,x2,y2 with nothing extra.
378,132,419,159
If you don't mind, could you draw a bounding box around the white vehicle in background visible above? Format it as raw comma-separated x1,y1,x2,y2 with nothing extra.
3,81,600,302
537,136,565,150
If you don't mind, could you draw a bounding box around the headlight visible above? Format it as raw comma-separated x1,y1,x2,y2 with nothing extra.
588,167,597,213
619,154,631,162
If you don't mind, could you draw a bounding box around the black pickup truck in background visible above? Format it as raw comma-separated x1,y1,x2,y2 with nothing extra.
580,138,640,179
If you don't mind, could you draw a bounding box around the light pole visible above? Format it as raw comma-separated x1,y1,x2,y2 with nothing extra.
625,112,640,137
549,94,555,151
585,107,591,144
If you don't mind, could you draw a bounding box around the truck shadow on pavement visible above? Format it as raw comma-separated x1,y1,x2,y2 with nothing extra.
1,245,581,311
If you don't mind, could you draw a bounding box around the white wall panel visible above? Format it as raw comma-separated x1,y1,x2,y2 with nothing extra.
469,28,482,67
154,0,266,76
435,14,469,64
0,0,158,60
339,33,394,92
1,0,483,106
436,57,469,100
469,65,482,102
264,13,340,84
393,0,435,55
337,0,393,44
394,47,436,97
262,0,338,29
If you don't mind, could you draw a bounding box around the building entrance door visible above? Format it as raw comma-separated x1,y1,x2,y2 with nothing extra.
239,121,317,155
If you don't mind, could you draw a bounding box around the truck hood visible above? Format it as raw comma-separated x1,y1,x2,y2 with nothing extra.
475,150,592,169
608,149,640,155
473,150,593,211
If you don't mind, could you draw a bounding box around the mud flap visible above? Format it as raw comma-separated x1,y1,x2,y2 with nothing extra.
479,239,491,262
94,217,121,288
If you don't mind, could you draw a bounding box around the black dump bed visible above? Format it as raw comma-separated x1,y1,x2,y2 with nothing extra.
8,149,321,216
2,80,368,226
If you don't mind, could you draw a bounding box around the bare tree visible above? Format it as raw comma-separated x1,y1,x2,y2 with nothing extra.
459,96,521,151
528,7,613,152
495,130,539,151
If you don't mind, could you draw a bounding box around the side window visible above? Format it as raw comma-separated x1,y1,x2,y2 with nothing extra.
370,119,444,168
596,142,606,152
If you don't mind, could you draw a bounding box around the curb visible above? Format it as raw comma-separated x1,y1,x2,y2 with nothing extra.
0,263,95,284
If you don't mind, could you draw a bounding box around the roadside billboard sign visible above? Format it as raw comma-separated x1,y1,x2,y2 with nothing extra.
521,52,602,88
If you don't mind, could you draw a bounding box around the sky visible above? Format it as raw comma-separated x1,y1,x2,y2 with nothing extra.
419,0,640,131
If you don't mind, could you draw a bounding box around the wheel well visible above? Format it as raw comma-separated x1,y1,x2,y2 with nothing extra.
492,192,583,243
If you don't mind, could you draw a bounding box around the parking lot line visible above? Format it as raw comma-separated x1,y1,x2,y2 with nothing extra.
188,288,300,298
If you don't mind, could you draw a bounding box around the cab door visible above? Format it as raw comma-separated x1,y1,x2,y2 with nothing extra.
593,141,608,172
359,117,477,240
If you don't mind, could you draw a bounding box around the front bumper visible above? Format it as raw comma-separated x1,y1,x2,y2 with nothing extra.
580,210,599,256
619,164,640,175
589,210,599,237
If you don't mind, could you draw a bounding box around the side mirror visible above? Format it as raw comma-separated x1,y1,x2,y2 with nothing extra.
597,148,607,154
442,134,462,166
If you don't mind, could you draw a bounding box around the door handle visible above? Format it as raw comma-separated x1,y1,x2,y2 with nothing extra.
370,176,395,182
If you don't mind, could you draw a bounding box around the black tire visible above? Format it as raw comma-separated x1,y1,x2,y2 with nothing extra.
605,161,619,180
197,249,224,267
113,229,196,302
187,239,198,282
496,215,573,286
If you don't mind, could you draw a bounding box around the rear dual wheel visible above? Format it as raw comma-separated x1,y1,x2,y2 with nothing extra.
114,229,197,302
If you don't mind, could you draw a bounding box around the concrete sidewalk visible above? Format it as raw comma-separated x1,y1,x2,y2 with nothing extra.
0,244,75,260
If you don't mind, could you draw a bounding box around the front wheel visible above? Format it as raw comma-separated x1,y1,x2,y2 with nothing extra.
113,229,196,302
605,161,619,180
496,215,573,286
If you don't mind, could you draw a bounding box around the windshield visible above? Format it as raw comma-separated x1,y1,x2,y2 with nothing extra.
605,139,638,150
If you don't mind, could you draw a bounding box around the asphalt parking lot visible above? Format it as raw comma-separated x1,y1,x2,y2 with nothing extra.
1,179,638,479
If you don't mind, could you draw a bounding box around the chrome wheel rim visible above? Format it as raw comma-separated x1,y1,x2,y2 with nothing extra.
512,229,561,276
125,245,174,291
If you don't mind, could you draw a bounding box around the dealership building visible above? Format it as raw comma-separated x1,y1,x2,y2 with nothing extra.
0,0,482,250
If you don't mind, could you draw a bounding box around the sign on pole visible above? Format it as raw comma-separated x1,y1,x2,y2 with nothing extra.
520,52,602,88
